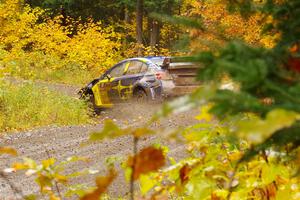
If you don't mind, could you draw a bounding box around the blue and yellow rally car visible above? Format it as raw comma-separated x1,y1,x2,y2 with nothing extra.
79,57,167,109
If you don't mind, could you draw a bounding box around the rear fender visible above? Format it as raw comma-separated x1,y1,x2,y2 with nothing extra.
133,84,147,95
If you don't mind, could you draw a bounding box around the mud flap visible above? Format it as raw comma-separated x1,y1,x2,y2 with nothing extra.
150,87,155,100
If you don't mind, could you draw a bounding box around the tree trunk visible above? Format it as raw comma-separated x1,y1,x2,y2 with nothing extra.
136,0,143,56
149,19,160,55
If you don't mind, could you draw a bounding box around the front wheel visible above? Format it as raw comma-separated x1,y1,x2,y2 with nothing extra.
84,93,102,115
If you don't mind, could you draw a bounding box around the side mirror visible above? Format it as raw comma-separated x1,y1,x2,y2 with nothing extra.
106,74,112,81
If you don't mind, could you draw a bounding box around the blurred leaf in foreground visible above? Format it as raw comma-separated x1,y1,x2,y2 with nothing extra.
89,120,124,141
0,147,17,156
80,169,117,200
89,119,155,142
127,147,165,180
238,109,300,144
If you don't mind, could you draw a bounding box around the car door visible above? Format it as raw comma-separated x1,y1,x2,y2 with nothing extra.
92,61,128,107
119,60,148,99
106,61,130,103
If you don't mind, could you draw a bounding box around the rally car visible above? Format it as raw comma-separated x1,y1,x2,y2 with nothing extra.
78,57,167,109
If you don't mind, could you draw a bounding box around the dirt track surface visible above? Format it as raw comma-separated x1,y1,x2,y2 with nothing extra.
0,79,199,199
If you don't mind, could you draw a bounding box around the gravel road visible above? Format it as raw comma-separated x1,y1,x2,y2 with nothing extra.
0,79,199,199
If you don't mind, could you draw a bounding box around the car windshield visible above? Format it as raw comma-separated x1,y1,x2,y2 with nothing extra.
148,58,164,67
109,62,127,77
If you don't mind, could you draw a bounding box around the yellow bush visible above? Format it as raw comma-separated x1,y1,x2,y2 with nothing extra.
187,0,278,51
0,0,123,83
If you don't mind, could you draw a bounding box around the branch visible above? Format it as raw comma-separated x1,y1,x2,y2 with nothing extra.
130,136,139,200
45,149,62,199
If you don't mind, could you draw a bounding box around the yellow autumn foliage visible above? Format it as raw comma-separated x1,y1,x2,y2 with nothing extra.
187,0,278,51
0,0,122,83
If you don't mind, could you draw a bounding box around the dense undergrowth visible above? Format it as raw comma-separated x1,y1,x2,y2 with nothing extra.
0,0,123,85
0,81,90,132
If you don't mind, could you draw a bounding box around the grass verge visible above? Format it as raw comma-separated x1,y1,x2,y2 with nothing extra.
8,65,98,86
0,81,91,132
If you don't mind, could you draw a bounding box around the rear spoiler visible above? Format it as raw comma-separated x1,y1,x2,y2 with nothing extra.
161,57,201,86
161,57,200,70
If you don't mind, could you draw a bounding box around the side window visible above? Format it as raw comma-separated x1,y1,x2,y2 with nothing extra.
109,62,127,77
140,63,148,73
126,61,143,75
145,64,156,75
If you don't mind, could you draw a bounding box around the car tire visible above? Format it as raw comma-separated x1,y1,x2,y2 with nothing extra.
133,89,148,102
86,93,102,115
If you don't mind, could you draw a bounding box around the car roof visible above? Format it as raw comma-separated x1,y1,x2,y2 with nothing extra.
122,57,166,64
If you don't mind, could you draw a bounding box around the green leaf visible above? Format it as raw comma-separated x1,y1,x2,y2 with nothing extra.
261,164,288,185
23,157,37,169
186,178,214,200
150,13,204,30
139,174,157,195
240,124,300,162
89,120,124,141
238,109,300,144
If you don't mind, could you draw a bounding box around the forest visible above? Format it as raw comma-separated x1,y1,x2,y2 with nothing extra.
0,0,300,199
